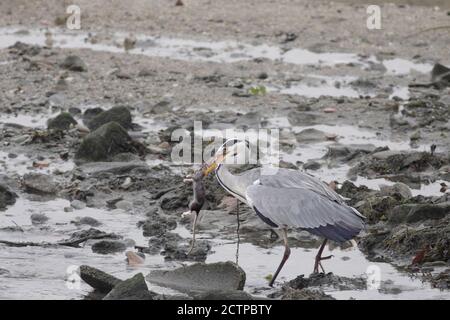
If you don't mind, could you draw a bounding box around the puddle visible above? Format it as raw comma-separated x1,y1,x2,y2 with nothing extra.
0,113,49,128
0,28,433,77
268,75,367,98
0,151,75,175
383,58,433,75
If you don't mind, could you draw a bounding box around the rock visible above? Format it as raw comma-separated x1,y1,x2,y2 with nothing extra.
163,240,211,262
303,160,321,171
286,273,367,291
91,240,127,254
103,273,155,300
30,213,49,225
379,183,412,200
47,112,77,131
85,106,132,131
23,173,58,194
60,55,87,72
0,184,17,210
142,215,177,237
138,68,155,77
115,200,133,211
82,107,104,124
8,41,41,56
73,216,101,227
75,122,135,162
280,287,335,300
147,261,246,294
295,128,328,143
79,265,122,293
193,290,255,300
389,203,450,224
70,200,86,210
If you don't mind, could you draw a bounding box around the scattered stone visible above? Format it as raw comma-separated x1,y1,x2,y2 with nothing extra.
92,240,127,254
389,202,450,224
22,173,58,194
73,216,101,227
79,265,122,293
103,273,155,300
8,41,41,56
115,200,133,211
303,160,321,171
0,184,17,210
60,55,87,72
295,128,328,143
70,200,86,210
379,183,412,200
147,261,246,294
47,112,77,131
85,106,132,131
30,213,49,225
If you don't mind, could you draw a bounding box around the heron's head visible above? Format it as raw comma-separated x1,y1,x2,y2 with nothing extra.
202,139,250,176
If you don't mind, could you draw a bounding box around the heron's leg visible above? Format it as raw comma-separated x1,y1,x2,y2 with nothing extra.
187,212,198,255
313,239,333,273
269,228,290,287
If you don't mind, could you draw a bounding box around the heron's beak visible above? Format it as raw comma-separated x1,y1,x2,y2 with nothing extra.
203,153,225,176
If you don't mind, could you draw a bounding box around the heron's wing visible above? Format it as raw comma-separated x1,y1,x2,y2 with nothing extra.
258,168,344,204
245,185,365,242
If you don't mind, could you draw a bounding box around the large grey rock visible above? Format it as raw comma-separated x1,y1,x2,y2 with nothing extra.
0,184,17,210
75,122,134,163
147,261,246,294
80,265,122,293
85,106,132,131
23,173,58,194
103,273,155,300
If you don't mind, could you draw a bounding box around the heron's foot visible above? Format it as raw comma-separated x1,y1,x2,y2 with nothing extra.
313,254,334,273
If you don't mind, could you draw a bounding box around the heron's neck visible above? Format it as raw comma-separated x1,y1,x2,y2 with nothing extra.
215,164,248,203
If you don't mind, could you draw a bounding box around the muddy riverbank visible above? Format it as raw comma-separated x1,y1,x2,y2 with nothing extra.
0,0,449,300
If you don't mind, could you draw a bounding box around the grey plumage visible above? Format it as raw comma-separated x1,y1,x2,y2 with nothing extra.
215,164,365,243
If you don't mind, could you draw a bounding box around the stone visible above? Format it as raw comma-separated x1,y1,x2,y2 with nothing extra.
79,265,122,293
85,106,132,131
0,184,17,210
70,200,86,210
30,213,49,225
103,273,155,300
295,128,328,143
91,240,127,254
75,122,134,162
23,173,58,194
60,55,87,72
147,261,246,294
47,112,77,131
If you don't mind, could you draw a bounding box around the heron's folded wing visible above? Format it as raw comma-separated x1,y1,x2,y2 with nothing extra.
246,185,365,242
259,169,344,204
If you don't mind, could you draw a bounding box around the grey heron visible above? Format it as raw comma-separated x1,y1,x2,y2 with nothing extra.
200,139,366,287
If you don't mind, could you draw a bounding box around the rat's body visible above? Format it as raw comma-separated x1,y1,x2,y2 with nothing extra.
188,170,206,214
